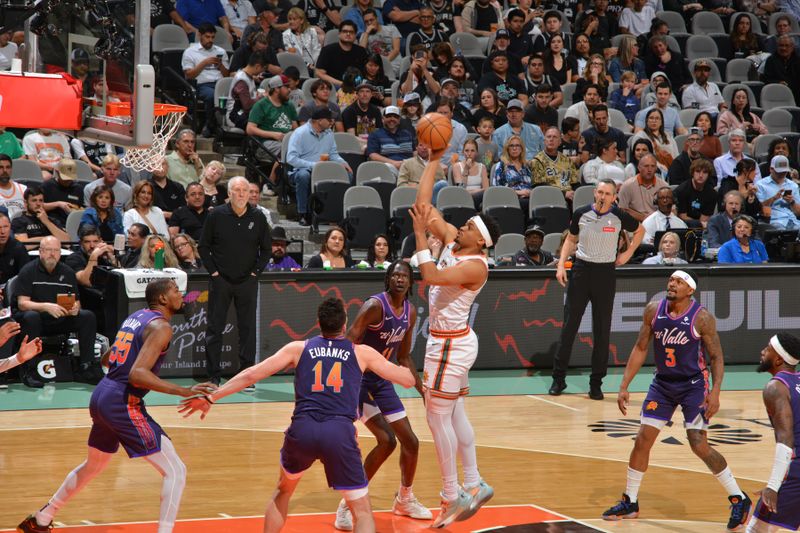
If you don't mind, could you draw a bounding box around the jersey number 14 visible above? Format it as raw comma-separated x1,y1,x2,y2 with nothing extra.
311,361,344,393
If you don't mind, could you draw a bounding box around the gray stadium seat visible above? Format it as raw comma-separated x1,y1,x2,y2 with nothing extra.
541,232,563,255
679,108,701,129
529,185,569,235
761,84,797,109
324,29,339,46
761,109,794,135
493,233,524,261
675,134,688,154
277,52,310,79
334,132,366,175
691,12,725,34
437,186,476,230
152,24,190,52
482,186,524,235
10,158,41,183
74,160,95,183
609,108,632,133
449,33,485,56
342,186,386,248
356,161,397,214
573,185,595,210
656,10,687,33
389,187,418,244
65,209,85,242
725,58,755,83
215,77,244,134
685,36,719,61
560,83,576,110
310,161,351,228
753,134,784,162
214,26,234,53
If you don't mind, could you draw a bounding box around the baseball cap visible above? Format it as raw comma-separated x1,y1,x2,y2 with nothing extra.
383,105,401,116
71,48,90,63
524,225,545,237
356,81,374,91
440,78,459,87
267,74,289,89
693,59,712,70
56,158,78,181
402,93,420,105
487,50,508,62
688,126,704,138
728,128,746,139
311,105,333,120
771,155,792,173
507,98,524,110
495,29,510,39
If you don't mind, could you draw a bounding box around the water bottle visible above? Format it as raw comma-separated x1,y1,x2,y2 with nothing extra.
700,236,708,260
323,260,332,270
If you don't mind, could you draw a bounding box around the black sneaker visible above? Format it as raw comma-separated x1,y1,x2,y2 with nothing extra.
589,385,604,400
602,493,639,520
548,379,567,396
21,373,45,389
727,493,752,531
17,514,52,532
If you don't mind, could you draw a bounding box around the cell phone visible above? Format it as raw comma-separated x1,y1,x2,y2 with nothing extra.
216,53,224,59
783,190,792,196
413,50,425,59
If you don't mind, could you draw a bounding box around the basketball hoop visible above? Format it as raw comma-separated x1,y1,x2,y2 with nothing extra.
107,102,187,172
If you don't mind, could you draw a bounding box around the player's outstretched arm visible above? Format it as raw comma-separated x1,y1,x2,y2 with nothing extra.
214,341,304,401
413,149,457,245
696,309,723,419
618,301,657,415
396,307,424,397
346,298,383,344
760,379,795,513
0,335,42,375
356,344,415,388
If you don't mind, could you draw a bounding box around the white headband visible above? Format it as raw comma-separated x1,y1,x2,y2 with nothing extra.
469,216,493,247
770,335,799,366
671,270,696,290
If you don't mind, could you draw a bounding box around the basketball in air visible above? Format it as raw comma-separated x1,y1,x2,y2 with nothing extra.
416,113,452,152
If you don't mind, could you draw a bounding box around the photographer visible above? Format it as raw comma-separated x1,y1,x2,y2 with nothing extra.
399,44,441,104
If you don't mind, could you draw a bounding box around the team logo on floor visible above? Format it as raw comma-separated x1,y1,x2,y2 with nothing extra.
588,419,763,446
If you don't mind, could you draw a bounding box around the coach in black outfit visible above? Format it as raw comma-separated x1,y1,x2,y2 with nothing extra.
550,178,644,400
199,176,271,386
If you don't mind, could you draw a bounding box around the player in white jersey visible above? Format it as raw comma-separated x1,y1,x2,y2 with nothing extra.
408,145,501,528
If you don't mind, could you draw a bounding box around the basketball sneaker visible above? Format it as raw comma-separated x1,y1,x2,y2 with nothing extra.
431,488,472,528
392,493,433,519
458,479,494,521
334,499,353,531
726,493,752,531
602,493,640,520
17,515,52,532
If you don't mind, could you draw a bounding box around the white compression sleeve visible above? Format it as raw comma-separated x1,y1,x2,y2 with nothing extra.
425,392,459,501
143,437,187,533
452,396,479,488
767,443,793,492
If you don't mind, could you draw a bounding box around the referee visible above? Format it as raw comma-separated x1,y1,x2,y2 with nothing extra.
550,178,644,400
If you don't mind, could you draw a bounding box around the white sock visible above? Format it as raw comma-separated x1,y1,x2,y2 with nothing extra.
425,395,459,501
36,447,113,526
715,466,744,498
625,467,645,503
398,485,413,500
452,397,479,489
143,437,187,533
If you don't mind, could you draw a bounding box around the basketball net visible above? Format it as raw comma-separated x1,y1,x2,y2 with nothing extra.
117,103,187,172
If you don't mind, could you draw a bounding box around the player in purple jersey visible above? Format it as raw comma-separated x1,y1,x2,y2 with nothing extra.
180,297,416,533
748,332,800,533
333,260,429,530
18,279,217,533
602,271,752,531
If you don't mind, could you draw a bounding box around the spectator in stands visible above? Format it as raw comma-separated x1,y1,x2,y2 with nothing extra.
641,72,680,110
581,104,627,161
247,74,298,171
232,22,283,74
123,181,170,237
756,155,800,230
581,0,618,42
505,11,532,73
714,128,761,185
298,79,342,127
165,130,204,188
22,129,71,179
199,161,229,207
707,190,741,248
505,225,555,266
764,15,800,54
762,35,800,106
524,85,558,133
682,60,726,117
397,143,448,201
408,6,446,55
609,71,641,125
475,116,500,168
477,51,527,106
618,0,655,37
668,127,714,186
315,20,369,87
79,185,124,243
565,83,602,132
177,0,235,36
149,160,185,221
15,235,99,387
663,0,702,23
41,158,83,228
226,51,268,130
452,138,489,209
358,9,401,76
717,214,768,263
531,126,579,200
581,138,626,186
267,226,300,270
717,88,768,146
282,7,321,70
223,0,257,40
287,106,351,226
172,233,204,272
247,181,274,225
634,109,679,170
0,211,29,280
136,234,180,269
0,26,18,71
760,138,800,182
693,112,723,160
494,99,544,161
718,158,762,218
434,96,469,167
12,187,69,246
532,11,569,54
560,117,584,168
431,78,473,130
402,228,443,262
366,233,394,268
543,34,571,87
641,231,688,265
362,54,392,107
522,54,563,108
121,223,149,268
366,106,416,175
0,127,23,159
644,36,690,90
294,0,341,39
625,138,663,180
64,225,118,327
307,226,355,268
608,35,647,97
641,186,687,245
674,158,717,228
574,53,611,104
382,0,422,41
341,82,384,139
473,88,508,129
443,57,477,109
182,23,231,138
728,13,764,60
168,182,209,241
461,0,503,40
567,33,592,81
618,153,669,222
346,0,385,34
492,135,533,215
70,137,114,177
399,45,442,106
0,155,27,219
634,82,687,137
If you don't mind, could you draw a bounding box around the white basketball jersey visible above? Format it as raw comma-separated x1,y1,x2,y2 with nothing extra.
428,243,488,332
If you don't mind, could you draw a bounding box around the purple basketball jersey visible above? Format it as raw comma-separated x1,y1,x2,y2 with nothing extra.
294,336,363,420
772,371,800,448
651,299,707,380
106,309,168,397
360,293,410,384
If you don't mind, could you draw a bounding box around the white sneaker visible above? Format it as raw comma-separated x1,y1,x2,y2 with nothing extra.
334,499,353,531
431,488,472,528
458,479,494,521
392,493,433,519
261,185,276,197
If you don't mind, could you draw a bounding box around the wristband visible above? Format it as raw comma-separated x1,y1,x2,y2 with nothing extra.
767,442,793,492
413,249,434,265
204,394,215,404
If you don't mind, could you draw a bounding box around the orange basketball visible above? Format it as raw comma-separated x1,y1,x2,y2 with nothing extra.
416,112,453,152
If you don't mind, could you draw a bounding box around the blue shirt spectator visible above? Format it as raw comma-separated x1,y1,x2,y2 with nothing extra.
717,237,768,264
177,0,227,28
756,159,800,230
366,107,415,170
609,87,640,124
382,0,422,38
493,122,544,161
344,1,384,34
608,56,646,84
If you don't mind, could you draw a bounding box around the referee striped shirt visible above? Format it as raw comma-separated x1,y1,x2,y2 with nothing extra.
570,204,639,264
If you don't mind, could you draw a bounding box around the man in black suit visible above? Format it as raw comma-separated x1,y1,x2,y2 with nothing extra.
706,190,741,249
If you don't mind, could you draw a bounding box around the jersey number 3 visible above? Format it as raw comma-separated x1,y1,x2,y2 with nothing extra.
311,361,344,393
664,347,677,368
108,331,134,365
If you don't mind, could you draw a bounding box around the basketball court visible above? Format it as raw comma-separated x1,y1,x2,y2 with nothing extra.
0,369,788,532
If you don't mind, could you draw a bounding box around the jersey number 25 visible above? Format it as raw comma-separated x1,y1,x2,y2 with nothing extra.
108,331,134,366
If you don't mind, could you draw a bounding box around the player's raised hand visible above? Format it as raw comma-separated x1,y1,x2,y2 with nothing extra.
702,391,720,419
178,395,212,420
0,321,21,346
191,382,218,395
409,204,430,235
16,336,43,363
617,388,630,415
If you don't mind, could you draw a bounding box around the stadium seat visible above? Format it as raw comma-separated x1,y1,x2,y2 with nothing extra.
324,29,339,46
74,160,95,183
334,132,366,175
493,233,524,261
656,10,687,33
725,58,756,83
608,108,632,133
674,134,688,154
670,32,691,56
753,134,784,162
768,12,800,34
482,186,525,235
685,37,719,61
541,232,563,255
152,24,190,52
761,109,794,135
214,26,234,53
560,83,576,110
529,185,570,235
572,185,595,210
10,158,41,184
679,108,700,129
276,52,310,79
708,33,733,61
389,187,418,245
342,186,386,249
65,209,85,242
310,161,351,229
760,84,797,109
215,77,245,136
449,32,486,56
437,186,476,230
691,12,725,34
382,55,396,81
356,161,397,215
